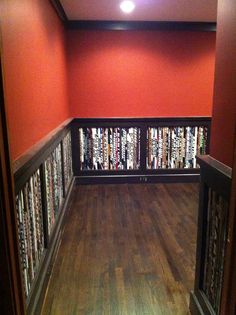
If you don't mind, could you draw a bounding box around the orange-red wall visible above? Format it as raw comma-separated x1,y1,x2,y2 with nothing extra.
0,3,216,161
67,30,216,118
210,0,236,167
0,0,69,160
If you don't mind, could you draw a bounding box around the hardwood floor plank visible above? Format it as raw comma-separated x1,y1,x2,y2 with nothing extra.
41,183,198,315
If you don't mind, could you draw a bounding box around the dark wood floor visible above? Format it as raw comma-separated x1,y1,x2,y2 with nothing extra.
41,183,199,315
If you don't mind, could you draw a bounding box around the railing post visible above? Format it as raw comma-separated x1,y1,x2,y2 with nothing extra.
71,120,80,176
140,124,147,173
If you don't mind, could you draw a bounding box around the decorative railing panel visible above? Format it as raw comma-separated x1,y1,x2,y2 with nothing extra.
72,118,211,180
146,126,208,169
62,131,73,192
79,127,141,170
16,169,45,298
44,143,63,236
13,120,73,311
202,188,228,315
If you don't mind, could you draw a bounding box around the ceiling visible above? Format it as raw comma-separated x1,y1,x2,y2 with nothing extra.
59,0,218,22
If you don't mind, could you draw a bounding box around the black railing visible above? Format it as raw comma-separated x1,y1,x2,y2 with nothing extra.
13,119,73,314
190,155,232,315
71,117,211,183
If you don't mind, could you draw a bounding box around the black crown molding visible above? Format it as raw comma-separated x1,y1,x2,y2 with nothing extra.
51,0,216,32
50,0,68,23
67,20,216,32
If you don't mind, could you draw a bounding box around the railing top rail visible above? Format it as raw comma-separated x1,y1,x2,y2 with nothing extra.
73,116,211,125
13,118,73,193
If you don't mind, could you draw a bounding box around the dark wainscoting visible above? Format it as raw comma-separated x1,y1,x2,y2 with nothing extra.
71,117,211,184
13,119,74,315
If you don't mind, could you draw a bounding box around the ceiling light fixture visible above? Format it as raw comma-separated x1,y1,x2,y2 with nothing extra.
120,1,136,14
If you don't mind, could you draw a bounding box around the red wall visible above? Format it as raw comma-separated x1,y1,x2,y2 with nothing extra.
0,0,70,160
67,30,216,118
1,5,216,161
210,0,236,167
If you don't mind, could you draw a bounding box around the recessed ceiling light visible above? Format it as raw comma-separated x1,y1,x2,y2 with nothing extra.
120,1,136,14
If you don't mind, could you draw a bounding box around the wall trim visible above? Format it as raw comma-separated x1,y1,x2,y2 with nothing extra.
67,20,216,32
50,0,68,22
13,119,73,194
73,116,212,124
76,174,200,185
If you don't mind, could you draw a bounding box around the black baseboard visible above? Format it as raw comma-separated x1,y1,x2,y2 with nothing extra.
27,177,75,315
75,173,200,185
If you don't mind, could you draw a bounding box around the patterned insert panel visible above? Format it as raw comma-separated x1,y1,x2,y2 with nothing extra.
16,169,45,298
44,143,63,236
79,127,141,170
62,131,73,192
146,126,208,169
202,188,229,315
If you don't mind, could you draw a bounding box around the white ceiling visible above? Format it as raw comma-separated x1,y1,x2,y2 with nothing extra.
59,0,217,22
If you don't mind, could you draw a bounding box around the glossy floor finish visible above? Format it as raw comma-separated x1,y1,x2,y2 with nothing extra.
41,183,199,315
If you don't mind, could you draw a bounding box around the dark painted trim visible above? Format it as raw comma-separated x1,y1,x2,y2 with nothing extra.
197,155,232,199
77,168,200,176
67,20,216,32
197,155,232,179
76,173,200,185
73,116,211,125
13,119,73,194
50,0,68,22
140,124,147,172
71,120,81,177
13,119,73,173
